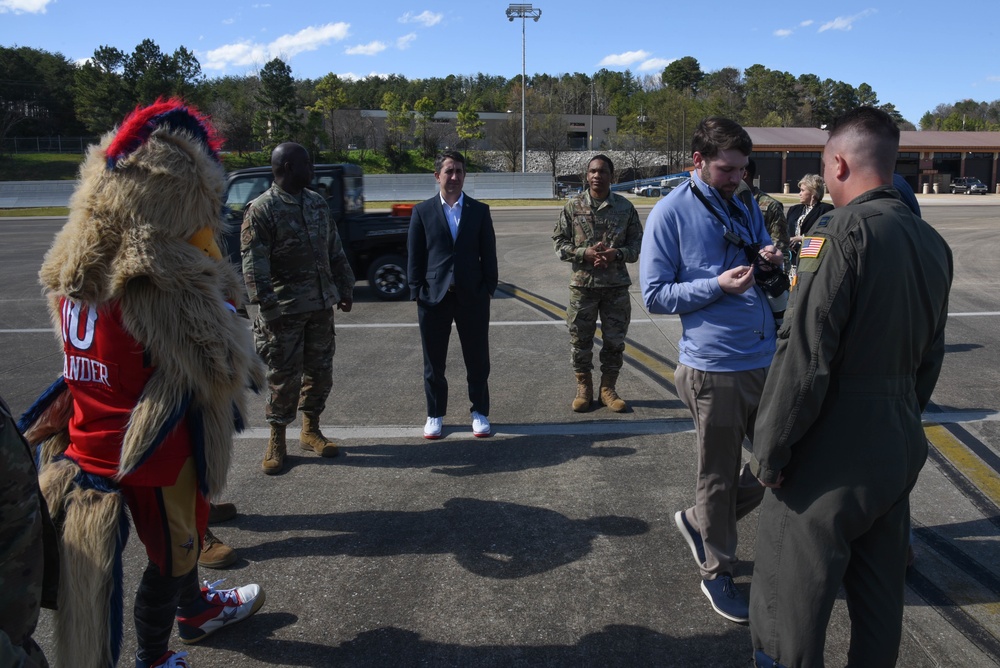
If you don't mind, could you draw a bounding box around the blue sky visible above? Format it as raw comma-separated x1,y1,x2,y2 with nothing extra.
3,0,998,125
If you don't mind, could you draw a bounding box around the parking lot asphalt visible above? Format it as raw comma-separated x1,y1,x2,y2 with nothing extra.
3,201,1000,667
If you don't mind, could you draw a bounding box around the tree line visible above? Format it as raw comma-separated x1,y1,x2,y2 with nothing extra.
4,42,1000,166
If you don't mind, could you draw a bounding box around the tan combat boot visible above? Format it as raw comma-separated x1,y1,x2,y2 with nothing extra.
572,372,593,412
599,372,628,412
262,424,286,474
300,412,338,457
199,528,237,569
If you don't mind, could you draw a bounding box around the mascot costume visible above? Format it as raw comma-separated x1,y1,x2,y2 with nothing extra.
21,100,267,668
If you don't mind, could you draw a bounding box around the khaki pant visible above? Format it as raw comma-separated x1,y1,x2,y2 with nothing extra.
675,364,766,579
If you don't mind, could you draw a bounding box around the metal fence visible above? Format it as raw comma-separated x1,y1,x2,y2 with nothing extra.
1,136,98,154
0,172,557,208
364,172,554,201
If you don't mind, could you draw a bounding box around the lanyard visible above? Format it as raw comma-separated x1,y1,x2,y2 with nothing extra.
689,180,757,253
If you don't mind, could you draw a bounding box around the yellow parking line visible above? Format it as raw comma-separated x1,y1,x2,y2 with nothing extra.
924,423,1000,508
500,285,565,320
622,342,676,385
498,285,676,385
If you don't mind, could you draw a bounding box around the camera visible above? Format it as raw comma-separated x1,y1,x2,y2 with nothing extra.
742,243,789,298
744,243,790,323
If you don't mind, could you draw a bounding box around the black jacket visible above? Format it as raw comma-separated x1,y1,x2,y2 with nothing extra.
407,194,498,306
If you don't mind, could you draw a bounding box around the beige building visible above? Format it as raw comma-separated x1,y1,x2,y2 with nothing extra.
349,110,618,152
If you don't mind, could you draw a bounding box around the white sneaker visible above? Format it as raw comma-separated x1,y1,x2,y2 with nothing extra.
423,416,443,439
471,411,491,437
176,579,265,644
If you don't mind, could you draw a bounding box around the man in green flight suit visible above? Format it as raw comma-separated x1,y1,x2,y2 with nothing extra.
749,107,953,667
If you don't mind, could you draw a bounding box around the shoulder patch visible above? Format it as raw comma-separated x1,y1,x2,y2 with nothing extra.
816,214,833,228
799,236,825,258
797,236,826,273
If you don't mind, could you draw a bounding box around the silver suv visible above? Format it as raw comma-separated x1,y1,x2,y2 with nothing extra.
950,177,988,195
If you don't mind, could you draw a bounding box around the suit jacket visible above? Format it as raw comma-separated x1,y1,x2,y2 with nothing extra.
407,193,498,305
786,201,834,239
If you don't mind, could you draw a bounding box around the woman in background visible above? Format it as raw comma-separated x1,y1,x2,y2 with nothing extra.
786,174,834,271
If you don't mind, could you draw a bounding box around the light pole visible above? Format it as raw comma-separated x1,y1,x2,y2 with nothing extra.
505,3,541,173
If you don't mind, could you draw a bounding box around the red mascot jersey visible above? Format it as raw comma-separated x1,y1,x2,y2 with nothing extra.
60,298,191,486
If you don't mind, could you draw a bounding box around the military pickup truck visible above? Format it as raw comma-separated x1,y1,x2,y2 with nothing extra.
222,163,411,301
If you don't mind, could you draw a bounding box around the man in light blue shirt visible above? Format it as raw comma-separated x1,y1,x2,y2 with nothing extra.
640,117,784,624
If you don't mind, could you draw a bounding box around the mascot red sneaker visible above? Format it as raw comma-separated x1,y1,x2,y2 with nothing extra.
21,99,267,668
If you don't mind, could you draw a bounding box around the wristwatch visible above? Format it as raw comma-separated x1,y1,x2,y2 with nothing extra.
616,249,624,261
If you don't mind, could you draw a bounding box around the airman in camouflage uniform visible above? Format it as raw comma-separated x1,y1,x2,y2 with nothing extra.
242,143,355,474
0,395,58,668
740,159,790,255
553,154,642,413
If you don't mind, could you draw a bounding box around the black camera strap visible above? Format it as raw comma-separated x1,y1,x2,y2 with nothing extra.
689,180,754,253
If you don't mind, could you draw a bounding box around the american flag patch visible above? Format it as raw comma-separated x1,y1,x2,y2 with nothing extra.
799,237,825,258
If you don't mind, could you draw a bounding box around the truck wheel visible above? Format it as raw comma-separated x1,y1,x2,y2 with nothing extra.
367,254,408,301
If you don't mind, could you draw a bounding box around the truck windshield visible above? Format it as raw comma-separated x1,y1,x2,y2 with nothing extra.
343,174,364,216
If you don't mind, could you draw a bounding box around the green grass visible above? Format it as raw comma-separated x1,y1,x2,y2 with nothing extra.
0,207,69,217
221,149,474,174
0,153,84,181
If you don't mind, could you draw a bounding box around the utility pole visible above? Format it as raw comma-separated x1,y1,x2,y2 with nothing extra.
505,3,541,173
589,79,594,151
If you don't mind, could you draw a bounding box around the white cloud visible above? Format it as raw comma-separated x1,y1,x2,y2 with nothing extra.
818,9,876,32
397,33,417,50
0,0,51,13
800,19,814,27
203,42,271,70
774,28,793,37
222,18,235,25
638,58,672,72
202,22,350,70
987,75,1000,82
598,50,651,67
399,10,442,27
271,23,351,56
338,71,391,81
345,41,387,56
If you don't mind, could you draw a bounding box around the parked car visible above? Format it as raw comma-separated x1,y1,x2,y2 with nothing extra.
950,177,989,195
635,185,661,197
659,176,688,194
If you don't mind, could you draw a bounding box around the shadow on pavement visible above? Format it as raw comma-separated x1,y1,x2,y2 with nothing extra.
205,618,753,667
235,498,649,579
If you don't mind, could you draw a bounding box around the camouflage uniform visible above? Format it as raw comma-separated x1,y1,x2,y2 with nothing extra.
242,183,355,424
0,396,57,668
553,190,642,373
754,188,789,253
737,182,789,253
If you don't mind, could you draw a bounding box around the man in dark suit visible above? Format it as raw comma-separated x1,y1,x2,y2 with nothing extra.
407,151,498,439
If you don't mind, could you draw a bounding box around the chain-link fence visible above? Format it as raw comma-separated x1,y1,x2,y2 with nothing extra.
1,136,98,154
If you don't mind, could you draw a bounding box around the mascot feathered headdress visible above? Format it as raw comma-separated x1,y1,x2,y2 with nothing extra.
22,99,265,667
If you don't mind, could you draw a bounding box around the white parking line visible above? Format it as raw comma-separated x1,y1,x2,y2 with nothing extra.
2,312,993,335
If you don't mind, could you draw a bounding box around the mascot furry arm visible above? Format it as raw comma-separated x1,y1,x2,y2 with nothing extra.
35,99,265,495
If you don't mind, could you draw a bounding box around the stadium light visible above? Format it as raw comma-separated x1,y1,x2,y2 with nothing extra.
505,3,541,173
